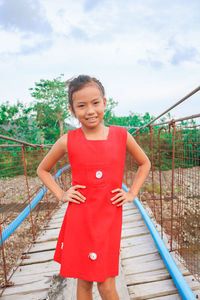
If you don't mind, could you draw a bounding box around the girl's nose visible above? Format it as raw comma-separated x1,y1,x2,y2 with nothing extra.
86,105,95,114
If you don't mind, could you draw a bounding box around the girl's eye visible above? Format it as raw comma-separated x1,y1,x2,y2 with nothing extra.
94,101,99,104
78,104,84,108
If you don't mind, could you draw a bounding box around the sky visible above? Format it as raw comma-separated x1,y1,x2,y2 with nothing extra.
0,0,200,121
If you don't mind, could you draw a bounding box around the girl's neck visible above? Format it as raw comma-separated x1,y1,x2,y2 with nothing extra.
81,124,108,140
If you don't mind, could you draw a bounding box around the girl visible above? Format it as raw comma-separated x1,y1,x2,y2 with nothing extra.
37,75,151,300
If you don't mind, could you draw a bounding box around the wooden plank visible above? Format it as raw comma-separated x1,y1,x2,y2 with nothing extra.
128,275,199,299
125,265,191,286
46,218,63,226
123,211,142,218
123,209,139,216
5,272,56,286
1,290,48,300
122,251,162,265
147,294,182,300
121,226,149,239
48,214,64,221
116,260,131,300
27,240,57,253
10,260,60,277
121,243,159,260
128,277,178,299
36,228,60,242
123,202,136,210
120,233,152,248
122,214,143,224
44,224,62,231
20,250,54,265
125,268,172,285
122,257,166,275
122,220,147,229
1,274,53,296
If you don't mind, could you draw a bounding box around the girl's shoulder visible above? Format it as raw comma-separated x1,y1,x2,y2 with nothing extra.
109,125,127,145
110,125,127,132
110,125,127,137
62,128,80,139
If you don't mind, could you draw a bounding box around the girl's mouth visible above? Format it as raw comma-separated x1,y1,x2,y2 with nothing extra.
86,117,97,122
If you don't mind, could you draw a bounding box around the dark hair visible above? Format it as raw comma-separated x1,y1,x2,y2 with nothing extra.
67,75,105,110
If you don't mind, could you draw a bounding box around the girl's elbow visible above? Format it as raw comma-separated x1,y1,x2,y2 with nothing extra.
37,165,42,177
147,158,151,171
36,167,40,177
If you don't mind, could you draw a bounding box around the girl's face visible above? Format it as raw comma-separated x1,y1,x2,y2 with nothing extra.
69,83,106,129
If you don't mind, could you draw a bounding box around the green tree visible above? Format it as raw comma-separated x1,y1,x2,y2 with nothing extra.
0,101,41,142
29,74,70,139
104,98,118,124
0,101,18,125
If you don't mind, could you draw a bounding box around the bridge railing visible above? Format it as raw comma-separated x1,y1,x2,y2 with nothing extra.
123,114,200,282
0,136,71,288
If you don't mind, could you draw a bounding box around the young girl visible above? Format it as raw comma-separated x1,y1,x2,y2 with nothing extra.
37,75,151,300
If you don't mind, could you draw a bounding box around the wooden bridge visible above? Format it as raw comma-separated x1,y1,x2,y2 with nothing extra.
1,88,200,299
1,199,199,299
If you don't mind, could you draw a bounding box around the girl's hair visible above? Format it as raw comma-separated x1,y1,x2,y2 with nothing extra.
67,75,105,110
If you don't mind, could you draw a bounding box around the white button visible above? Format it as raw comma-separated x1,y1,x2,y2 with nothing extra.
96,171,102,178
89,252,97,260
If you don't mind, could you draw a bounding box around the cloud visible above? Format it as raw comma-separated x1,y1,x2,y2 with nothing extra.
0,0,52,34
0,0,200,120
69,26,89,41
171,47,199,65
83,0,102,11
0,30,53,57
20,39,53,55
168,38,199,65
138,59,163,69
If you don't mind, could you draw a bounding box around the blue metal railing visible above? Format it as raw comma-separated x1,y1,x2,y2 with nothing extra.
122,183,196,300
0,165,70,246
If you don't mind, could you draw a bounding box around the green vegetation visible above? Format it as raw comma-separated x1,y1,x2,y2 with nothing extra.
0,74,199,178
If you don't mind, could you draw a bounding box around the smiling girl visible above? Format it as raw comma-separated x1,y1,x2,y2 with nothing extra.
37,75,151,300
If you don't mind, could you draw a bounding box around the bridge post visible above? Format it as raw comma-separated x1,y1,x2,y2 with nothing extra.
169,121,176,251
21,146,36,241
149,125,155,215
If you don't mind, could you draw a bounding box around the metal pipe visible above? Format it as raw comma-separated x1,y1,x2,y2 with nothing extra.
158,127,167,239
0,165,70,246
150,113,200,128
133,86,200,134
0,223,8,285
122,184,196,300
21,146,35,240
170,122,176,251
0,135,52,148
149,125,155,214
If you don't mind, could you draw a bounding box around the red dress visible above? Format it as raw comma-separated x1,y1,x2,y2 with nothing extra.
54,125,127,282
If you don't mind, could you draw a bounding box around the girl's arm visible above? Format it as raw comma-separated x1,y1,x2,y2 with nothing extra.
111,132,151,206
37,134,68,201
37,134,86,204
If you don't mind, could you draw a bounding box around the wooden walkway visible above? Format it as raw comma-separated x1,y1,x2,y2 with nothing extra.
1,201,200,299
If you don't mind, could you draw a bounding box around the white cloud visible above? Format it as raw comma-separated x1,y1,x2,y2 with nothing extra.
0,0,200,120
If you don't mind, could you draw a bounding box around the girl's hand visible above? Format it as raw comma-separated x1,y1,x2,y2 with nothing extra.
60,185,86,204
111,188,135,207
